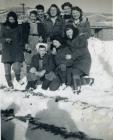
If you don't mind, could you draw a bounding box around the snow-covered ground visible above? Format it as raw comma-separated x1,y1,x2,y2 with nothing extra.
1,37,113,140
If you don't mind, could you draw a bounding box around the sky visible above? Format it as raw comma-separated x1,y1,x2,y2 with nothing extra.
0,0,112,14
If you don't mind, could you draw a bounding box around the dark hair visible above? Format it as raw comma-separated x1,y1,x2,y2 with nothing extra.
47,4,61,17
4,11,18,28
35,5,44,11
64,25,79,39
39,45,46,49
61,2,72,9
30,10,37,16
72,6,83,21
51,35,64,45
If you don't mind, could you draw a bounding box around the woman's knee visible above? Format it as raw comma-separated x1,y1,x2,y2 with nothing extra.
49,77,60,91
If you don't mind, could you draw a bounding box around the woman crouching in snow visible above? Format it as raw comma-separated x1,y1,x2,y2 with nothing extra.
64,25,91,93
0,11,24,90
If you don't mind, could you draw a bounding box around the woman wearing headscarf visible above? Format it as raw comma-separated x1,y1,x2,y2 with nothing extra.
0,11,24,89
64,25,91,93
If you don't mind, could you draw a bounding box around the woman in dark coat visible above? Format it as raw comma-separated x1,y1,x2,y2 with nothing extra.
0,11,24,89
72,6,91,39
51,36,73,90
65,25,91,93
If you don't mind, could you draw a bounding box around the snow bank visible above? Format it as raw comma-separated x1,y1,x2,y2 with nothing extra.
1,38,113,140
88,37,113,90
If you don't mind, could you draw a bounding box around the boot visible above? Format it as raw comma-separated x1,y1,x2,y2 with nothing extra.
5,74,14,88
73,78,81,94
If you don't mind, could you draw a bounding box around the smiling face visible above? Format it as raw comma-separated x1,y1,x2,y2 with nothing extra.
72,10,81,20
38,47,46,57
53,40,61,48
50,6,57,17
29,13,37,22
66,29,73,39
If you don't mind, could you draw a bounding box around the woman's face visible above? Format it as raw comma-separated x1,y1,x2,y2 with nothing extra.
72,10,80,20
30,13,37,22
8,16,15,23
66,29,73,39
50,7,57,17
53,40,61,48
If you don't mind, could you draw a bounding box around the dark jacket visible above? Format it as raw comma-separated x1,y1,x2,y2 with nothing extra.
22,21,46,44
52,46,73,67
44,17,64,38
30,53,55,73
0,24,24,63
66,34,91,75
61,15,73,26
73,18,91,39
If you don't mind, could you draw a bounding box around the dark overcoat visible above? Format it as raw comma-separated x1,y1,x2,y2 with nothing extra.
44,17,64,38
53,46,73,68
73,18,91,39
30,53,55,73
66,34,91,75
0,24,24,63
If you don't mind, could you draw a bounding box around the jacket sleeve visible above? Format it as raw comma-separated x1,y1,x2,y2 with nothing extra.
0,24,6,45
18,24,25,50
30,55,39,70
80,18,91,39
38,23,46,42
22,22,30,44
71,35,88,61
45,54,56,73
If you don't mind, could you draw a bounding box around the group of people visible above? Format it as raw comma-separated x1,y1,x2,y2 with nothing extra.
0,2,92,93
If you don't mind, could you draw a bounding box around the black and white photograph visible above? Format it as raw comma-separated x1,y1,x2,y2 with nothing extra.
0,0,113,140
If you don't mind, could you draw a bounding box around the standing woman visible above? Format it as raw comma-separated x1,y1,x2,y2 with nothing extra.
72,6,91,39
64,25,91,93
22,10,45,72
45,4,64,40
0,11,24,89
